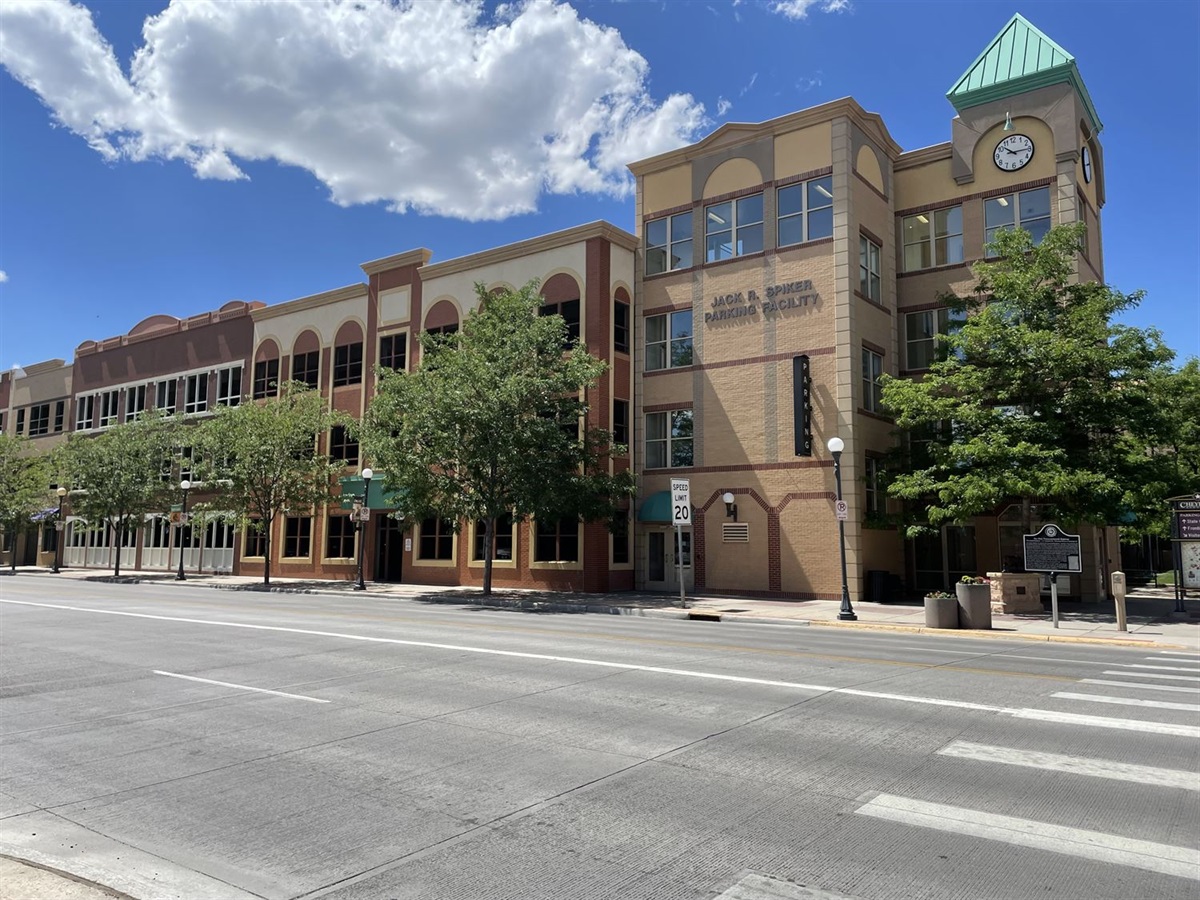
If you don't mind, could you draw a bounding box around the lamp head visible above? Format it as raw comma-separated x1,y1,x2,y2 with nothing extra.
180,479,191,491
722,492,735,505
57,487,68,497
362,467,374,480
827,436,845,455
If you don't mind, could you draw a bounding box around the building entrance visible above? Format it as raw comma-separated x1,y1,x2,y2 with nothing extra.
375,516,405,583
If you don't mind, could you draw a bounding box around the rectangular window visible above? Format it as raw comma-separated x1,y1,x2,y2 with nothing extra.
865,457,883,515
97,390,121,428
28,403,50,437
706,193,763,262
379,334,407,372
418,517,455,560
904,308,964,370
539,298,581,346
155,379,177,414
177,446,193,483
325,515,355,559
252,359,279,399
184,374,208,414
16,409,24,435
329,425,359,466
216,365,242,406
613,399,629,446
425,323,458,337
862,348,884,413
534,517,579,562
859,235,882,302
245,523,267,558
292,351,320,389
778,176,834,247
126,386,146,421
283,517,312,558
612,510,630,564
614,302,630,353
473,513,514,561
645,211,693,275
645,409,694,469
75,395,94,430
333,342,363,387
53,400,65,433
985,186,1051,253
902,206,963,272
645,310,693,371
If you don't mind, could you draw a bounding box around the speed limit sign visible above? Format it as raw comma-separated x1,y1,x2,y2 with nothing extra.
835,500,848,521
671,479,691,524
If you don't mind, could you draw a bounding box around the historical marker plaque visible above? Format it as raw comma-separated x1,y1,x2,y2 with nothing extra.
1023,524,1082,573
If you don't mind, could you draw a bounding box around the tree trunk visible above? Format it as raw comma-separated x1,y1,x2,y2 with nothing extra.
263,518,272,586
482,515,495,596
112,518,121,577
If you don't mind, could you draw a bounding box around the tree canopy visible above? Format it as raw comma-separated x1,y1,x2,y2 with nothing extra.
362,280,635,594
881,222,1179,541
192,382,343,585
0,434,53,571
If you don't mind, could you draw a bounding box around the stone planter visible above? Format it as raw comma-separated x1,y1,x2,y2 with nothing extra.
957,583,993,629
987,571,1044,614
924,595,958,629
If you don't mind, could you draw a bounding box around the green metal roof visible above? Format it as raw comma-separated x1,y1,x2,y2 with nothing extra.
947,14,1102,134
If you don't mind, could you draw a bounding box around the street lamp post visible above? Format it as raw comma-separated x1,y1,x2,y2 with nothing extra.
827,436,857,621
52,487,67,574
354,467,373,591
176,480,191,582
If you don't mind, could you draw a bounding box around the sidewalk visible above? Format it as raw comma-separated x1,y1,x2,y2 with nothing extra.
5,566,1197,649
0,856,132,899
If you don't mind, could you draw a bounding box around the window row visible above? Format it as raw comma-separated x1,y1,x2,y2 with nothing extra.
14,400,65,437
645,176,835,274
71,368,242,431
901,186,1050,273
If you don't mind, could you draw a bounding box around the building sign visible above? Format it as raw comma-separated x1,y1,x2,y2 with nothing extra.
705,280,821,325
1022,524,1082,573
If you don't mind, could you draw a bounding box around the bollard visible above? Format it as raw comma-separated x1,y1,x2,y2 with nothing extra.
1112,570,1127,632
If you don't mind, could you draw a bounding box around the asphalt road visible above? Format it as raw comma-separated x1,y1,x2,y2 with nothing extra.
1,577,1197,900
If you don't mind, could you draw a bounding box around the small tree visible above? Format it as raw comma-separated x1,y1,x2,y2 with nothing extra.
0,434,53,571
362,281,636,595
193,382,343,586
58,412,180,576
881,223,1177,583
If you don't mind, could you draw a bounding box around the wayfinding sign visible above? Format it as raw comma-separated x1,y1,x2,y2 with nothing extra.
671,479,691,525
1022,524,1082,573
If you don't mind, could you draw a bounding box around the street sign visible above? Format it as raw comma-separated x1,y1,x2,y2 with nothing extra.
671,479,691,525
355,507,371,523
1022,524,1082,573
834,500,848,521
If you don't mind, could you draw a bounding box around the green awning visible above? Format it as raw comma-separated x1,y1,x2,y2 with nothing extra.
338,476,405,510
637,490,672,523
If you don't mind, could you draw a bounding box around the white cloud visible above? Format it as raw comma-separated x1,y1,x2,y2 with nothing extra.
716,97,732,116
769,0,850,20
739,72,758,97
0,270,8,283
0,0,706,220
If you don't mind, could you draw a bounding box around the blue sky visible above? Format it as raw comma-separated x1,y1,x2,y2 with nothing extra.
1,0,1197,368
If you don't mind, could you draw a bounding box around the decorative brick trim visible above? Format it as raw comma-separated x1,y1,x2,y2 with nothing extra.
854,170,889,204
855,290,891,316
643,365,697,379
643,266,697,283
644,401,694,413
768,511,782,592
687,346,838,376
643,201,695,220
642,302,693,316
898,300,949,314
774,166,834,188
859,224,885,247
703,250,768,271
895,175,1056,217
897,261,973,279
861,338,887,356
700,184,769,207
776,236,835,253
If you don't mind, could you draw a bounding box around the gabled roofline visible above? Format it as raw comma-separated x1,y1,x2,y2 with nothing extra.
419,221,637,281
359,248,433,277
252,283,369,321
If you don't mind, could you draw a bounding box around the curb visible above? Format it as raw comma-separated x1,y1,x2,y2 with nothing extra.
807,618,1193,649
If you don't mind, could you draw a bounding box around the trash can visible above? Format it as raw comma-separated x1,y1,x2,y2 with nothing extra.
867,570,888,604
956,583,992,630
924,595,958,629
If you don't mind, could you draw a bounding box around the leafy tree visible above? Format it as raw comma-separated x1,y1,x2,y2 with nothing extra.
57,412,180,576
192,382,343,585
362,281,636,595
881,223,1177,566
0,434,53,571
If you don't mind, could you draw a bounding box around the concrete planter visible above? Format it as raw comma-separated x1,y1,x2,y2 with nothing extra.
957,583,993,629
924,595,958,629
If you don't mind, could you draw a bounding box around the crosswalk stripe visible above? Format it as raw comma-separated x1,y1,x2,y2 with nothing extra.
1103,671,1200,682
1160,650,1200,656
1080,679,1200,694
1159,657,1200,663
857,794,1200,881
1011,708,1200,737
1121,663,1200,673
937,740,1199,789
1052,691,1199,712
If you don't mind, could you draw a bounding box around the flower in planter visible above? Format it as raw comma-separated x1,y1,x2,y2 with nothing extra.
960,575,990,585
925,590,955,599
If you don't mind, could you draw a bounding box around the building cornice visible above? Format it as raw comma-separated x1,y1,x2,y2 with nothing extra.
895,142,954,170
627,98,903,177
420,221,637,281
252,284,369,321
18,359,69,377
359,248,433,277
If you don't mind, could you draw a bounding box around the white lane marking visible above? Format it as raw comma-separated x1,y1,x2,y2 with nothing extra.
856,794,1200,881
1103,670,1200,682
1121,663,1200,673
895,646,977,655
1012,708,1200,737
1160,650,1200,656
937,740,1200,790
1080,679,1200,694
1159,657,1200,663
1053,691,1200,712
1,599,1194,737
153,670,330,703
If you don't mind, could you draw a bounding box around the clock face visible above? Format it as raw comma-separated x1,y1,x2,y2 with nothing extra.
994,134,1034,171
1081,146,1093,183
